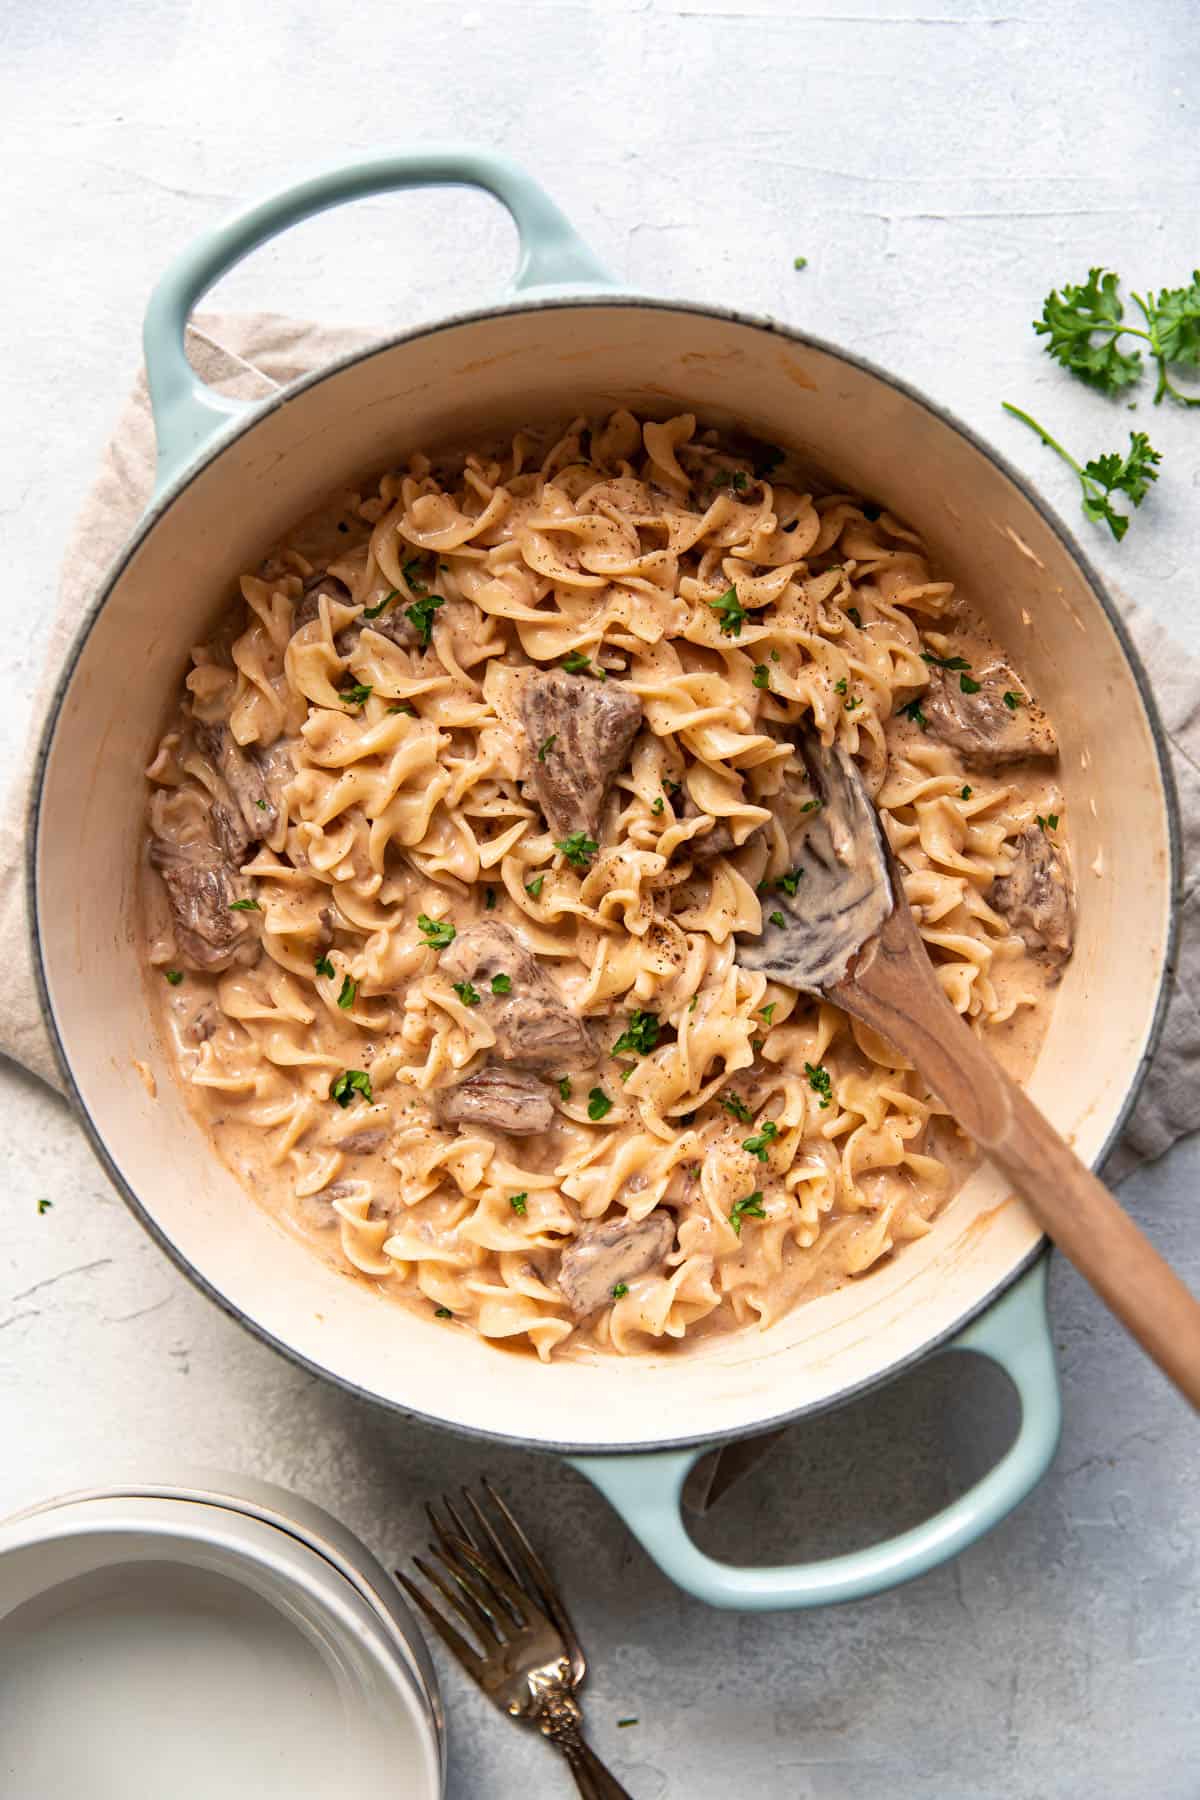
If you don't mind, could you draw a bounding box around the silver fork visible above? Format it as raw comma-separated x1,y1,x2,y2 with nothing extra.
396,1480,632,1799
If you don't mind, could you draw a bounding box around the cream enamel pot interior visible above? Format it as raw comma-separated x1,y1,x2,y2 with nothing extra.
30,149,1178,1612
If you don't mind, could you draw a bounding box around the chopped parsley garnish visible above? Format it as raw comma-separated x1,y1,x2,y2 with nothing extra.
558,1076,571,1102
314,953,335,979
387,702,416,715
707,584,748,637
959,674,982,694
1003,691,1022,710
509,1192,528,1215
538,734,557,762
434,1306,452,1318
801,798,822,814
229,897,261,911
491,973,512,995
752,663,771,690
688,994,699,1013
742,1121,779,1162
525,874,545,899
845,696,861,712
1036,813,1060,832
587,1087,614,1121
720,1093,753,1124
339,683,373,708
37,1198,52,1215
417,913,456,950
556,831,599,869
846,606,863,627
664,777,682,795
561,649,598,676
652,796,665,815
900,697,927,728
337,975,357,1010
961,785,973,800
921,652,971,671
760,1002,776,1025
730,1191,766,1234
804,1061,833,1109
778,868,803,896
485,887,496,910
405,591,446,645
768,910,786,928
620,1066,634,1083
255,798,268,811
330,1069,373,1107
163,969,184,986
362,589,399,620
793,255,808,271
611,1281,629,1299
835,677,848,694
453,980,481,1007
617,1718,639,1729
612,1011,660,1057
403,558,426,591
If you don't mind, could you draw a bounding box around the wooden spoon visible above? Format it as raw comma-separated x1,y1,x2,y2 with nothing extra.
739,734,1200,1409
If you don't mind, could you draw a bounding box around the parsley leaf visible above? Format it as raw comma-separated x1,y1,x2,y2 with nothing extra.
835,677,848,694
330,1068,373,1107
362,589,398,620
453,980,481,1006
314,953,335,979
921,652,971,671
800,798,822,814
804,1061,833,1109
760,1002,776,1025
742,1121,779,1162
434,1306,452,1318
587,1087,613,1121
1034,268,1143,394
339,683,373,708
538,734,557,762
405,592,446,645
612,1011,659,1057
484,974,509,998
525,874,545,899
1003,690,1022,711
768,910,786,928
846,606,862,627
1140,274,1200,404
706,584,748,637
652,796,665,815
337,975,357,1010
417,913,456,950
611,1281,629,1299
729,1190,766,1234
778,868,803,896
900,697,927,728
561,649,599,676
402,558,426,591
752,663,771,690
959,673,982,694
558,1076,571,1102
163,968,184,986
37,1198,53,1214
720,1093,753,1124
556,831,599,869
387,701,415,715
1002,405,1162,542
509,1191,528,1215
1036,813,1060,832
960,785,973,801
229,897,261,912
793,255,808,271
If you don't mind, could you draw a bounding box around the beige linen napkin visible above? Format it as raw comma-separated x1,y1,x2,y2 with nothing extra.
4,313,1198,1186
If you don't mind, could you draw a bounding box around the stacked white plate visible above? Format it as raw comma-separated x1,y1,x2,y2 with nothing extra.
0,1473,444,1799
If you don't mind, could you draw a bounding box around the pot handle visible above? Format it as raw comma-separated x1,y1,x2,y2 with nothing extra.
142,147,614,491
568,1256,1061,1611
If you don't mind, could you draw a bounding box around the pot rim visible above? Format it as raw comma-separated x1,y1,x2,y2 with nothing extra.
27,293,1183,1456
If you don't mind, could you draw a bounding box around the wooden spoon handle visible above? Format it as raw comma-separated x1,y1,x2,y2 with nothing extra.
834,905,1200,1410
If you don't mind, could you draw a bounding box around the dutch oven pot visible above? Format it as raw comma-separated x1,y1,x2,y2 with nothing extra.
30,149,1179,1610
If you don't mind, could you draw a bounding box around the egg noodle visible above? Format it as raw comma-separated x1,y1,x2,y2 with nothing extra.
145,410,1063,1359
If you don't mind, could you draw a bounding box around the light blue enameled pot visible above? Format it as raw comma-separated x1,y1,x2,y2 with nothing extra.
29,149,1178,1611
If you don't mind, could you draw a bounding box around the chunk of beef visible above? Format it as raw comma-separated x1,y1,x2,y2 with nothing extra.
677,791,761,862
436,1068,555,1136
193,721,280,845
989,825,1075,962
336,1125,390,1155
293,570,352,632
440,920,592,1070
921,656,1057,769
149,839,255,972
557,1210,675,1317
519,669,643,839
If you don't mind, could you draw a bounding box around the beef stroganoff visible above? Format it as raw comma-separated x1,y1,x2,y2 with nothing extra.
144,410,1074,1360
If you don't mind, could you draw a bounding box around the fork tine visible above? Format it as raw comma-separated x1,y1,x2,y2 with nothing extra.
463,1487,525,1588
394,1568,486,1680
414,1551,501,1646
437,1538,530,1631
481,1479,587,1686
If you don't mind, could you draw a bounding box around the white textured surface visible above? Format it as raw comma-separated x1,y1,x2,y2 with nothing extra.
2,2,1199,1796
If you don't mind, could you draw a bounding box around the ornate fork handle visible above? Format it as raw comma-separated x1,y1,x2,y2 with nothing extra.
537,1687,633,1800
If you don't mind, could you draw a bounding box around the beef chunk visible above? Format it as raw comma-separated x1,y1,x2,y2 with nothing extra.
440,921,592,1070
677,791,761,862
921,657,1057,769
193,721,280,848
519,669,643,839
293,570,352,632
150,839,255,972
557,1210,675,1317
436,1068,555,1136
989,824,1075,962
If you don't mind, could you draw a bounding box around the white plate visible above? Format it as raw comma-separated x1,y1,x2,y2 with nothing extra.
0,1493,443,1800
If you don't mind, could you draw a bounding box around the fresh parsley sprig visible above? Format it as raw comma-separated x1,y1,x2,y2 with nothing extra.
1034,267,1200,407
1002,406,1161,542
